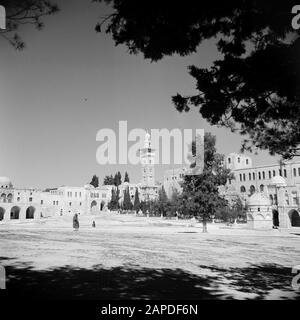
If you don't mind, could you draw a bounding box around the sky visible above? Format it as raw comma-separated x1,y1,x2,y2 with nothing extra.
0,0,281,189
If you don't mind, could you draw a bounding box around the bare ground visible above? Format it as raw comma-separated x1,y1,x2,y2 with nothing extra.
0,212,299,300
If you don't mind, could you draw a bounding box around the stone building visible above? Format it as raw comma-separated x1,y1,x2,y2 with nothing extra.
225,153,300,229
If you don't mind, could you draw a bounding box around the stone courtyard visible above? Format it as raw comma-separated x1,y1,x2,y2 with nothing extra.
0,212,299,299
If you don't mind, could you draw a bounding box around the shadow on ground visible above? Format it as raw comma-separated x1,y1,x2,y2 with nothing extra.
1,259,299,299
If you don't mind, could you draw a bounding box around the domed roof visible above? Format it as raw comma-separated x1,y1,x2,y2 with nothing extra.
271,175,287,187
0,176,11,187
248,192,271,206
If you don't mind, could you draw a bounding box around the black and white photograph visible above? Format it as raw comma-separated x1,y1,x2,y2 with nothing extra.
0,0,300,309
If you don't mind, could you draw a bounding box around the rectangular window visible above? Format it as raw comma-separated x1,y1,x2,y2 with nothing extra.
298,168,300,176
249,173,251,180
262,172,265,179
239,174,242,181
279,169,282,176
273,170,276,177
258,172,261,180
243,173,246,181
41,200,43,205
269,171,272,179
29,197,32,202
253,172,255,180
294,168,297,177
284,169,287,178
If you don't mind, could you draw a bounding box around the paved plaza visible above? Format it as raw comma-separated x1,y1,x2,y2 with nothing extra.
0,213,299,299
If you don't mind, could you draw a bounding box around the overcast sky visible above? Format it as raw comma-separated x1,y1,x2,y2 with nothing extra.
0,0,280,189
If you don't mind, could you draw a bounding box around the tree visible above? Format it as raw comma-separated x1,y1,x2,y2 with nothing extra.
103,174,114,185
123,186,133,210
156,186,168,217
96,1,300,159
180,132,232,232
133,188,140,212
124,171,130,183
1,0,59,49
108,187,120,210
90,175,99,188
114,171,122,186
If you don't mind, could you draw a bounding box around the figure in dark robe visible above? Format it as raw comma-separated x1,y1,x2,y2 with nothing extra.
73,213,79,230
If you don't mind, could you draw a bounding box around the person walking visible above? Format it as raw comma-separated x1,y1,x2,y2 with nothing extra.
73,213,79,231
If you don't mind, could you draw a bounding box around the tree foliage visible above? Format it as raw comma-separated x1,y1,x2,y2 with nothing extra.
114,171,122,186
1,0,59,49
123,186,133,210
124,171,130,183
133,187,140,211
96,0,300,158
180,132,232,231
103,174,115,185
90,174,99,188
108,187,120,210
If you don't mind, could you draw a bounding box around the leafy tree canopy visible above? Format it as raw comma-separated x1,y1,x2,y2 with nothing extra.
96,0,300,158
90,174,99,188
1,0,59,49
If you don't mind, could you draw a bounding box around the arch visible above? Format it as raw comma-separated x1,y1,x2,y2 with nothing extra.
6,193,13,203
91,200,97,208
259,184,264,192
289,210,300,227
272,209,279,227
240,186,246,193
26,206,35,219
0,207,5,221
255,214,264,220
1,193,6,203
10,206,20,220
249,185,256,195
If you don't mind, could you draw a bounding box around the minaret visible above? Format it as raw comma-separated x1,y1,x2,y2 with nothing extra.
140,132,155,186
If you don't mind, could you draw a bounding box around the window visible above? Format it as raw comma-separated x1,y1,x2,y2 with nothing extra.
243,173,246,181
228,158,231,164
41,200,43,205
240,186,246,193
262,172,265,179
239,174,242,181
238,157,240,163
29,197,32,202
284,169,287,178
279,169,282,176
298,168,300,176
269,171,272,179
53,201,55,205
56,201,58,205
260,184,264,192
294,168,297,177
253,172,255,180
69,202,72,206
273,170,276,177
246,159,249,165
249,173,251,180
17,197,20,201
258,172,261,180
79,192,82,197
75,192,77,197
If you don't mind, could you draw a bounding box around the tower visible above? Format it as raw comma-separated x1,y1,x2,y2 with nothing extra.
140,132,155,186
